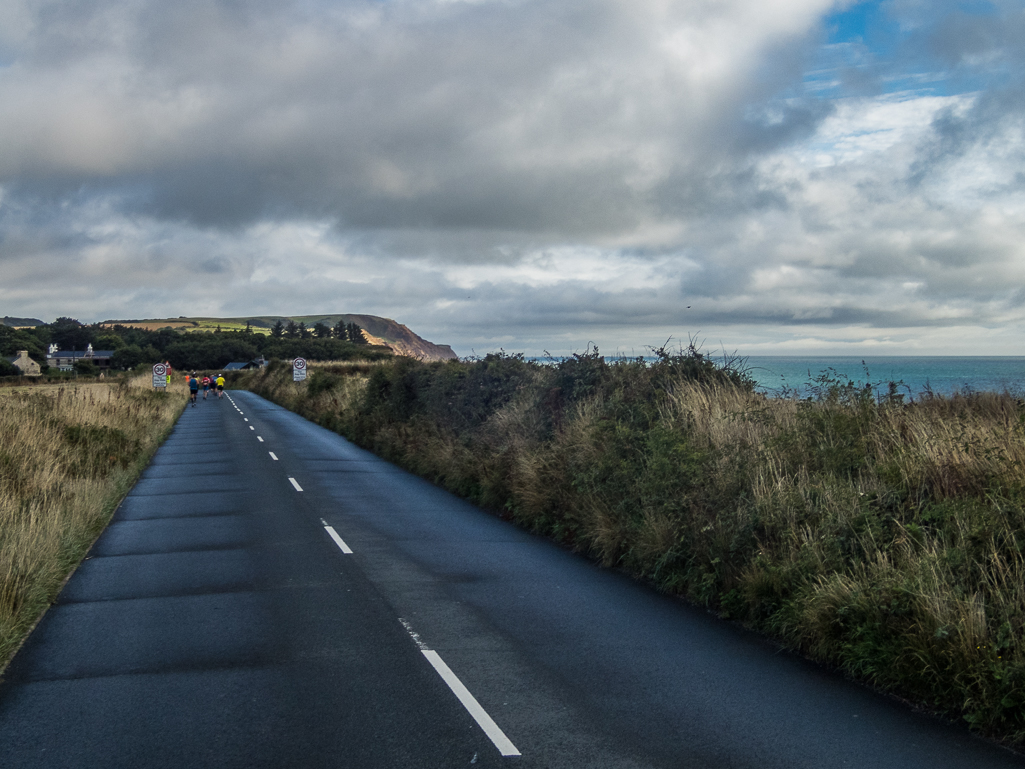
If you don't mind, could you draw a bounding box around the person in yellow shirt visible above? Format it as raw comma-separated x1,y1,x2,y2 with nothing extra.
216,374,225,399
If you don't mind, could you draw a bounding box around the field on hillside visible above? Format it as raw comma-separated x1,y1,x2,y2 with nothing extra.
100,314,458,361
0,377,185,671
101,319,271,335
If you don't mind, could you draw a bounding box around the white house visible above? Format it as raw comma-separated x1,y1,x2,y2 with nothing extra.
5,350,42,377
46,343,115,372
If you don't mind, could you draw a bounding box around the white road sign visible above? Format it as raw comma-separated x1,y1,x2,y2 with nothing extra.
153,363,167,388
293,357,307,382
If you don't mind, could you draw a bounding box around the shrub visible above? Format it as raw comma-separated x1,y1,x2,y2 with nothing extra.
235,351,1025,745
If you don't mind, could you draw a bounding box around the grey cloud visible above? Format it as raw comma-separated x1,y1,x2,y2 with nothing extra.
2,0,1024,357
0,0,831,239
924,1,1025,69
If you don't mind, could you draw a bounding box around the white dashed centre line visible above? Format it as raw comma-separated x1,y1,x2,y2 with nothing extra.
257,436,264,442
249,426,255,431
244,418,249,422
398,619,520,757
269,452,279,461
323,524,353,554
288,477,303,492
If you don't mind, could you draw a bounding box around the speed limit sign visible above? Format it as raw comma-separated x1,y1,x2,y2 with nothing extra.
152,363,167,389
293,357,307,382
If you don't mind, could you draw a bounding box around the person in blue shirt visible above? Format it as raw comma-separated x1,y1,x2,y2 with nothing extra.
188,374,200,406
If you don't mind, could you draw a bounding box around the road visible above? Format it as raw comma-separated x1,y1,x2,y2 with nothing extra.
0,389,1023,768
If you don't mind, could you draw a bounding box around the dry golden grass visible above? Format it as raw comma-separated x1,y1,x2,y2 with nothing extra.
651,380,1025,733
0,375,185,671
239,355,1025,742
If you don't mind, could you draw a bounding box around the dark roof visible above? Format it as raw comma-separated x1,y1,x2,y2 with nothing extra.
46,350,115,359
224,359,266,370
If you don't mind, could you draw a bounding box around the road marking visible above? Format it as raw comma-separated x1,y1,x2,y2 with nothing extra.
244,418,249,422
322,523,353,554
289,477,303,492
399,618,429,650
269,452,279,461
398,619,520,757
250,426,255,430
257,436,264,442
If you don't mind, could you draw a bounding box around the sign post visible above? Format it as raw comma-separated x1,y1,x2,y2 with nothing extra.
152,363,167,390
293,357,307,382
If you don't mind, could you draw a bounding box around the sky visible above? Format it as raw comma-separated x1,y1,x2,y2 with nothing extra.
0,0,1023,357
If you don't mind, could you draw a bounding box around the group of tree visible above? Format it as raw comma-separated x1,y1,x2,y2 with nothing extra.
269,319,367,344
0,317,389,375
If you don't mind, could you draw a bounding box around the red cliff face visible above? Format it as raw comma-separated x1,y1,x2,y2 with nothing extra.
341,315,457,361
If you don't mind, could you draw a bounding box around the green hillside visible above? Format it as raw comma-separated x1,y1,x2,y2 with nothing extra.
104,314,457,360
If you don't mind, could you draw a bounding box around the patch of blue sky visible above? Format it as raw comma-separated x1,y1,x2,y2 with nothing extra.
826,0,901,53
804,0,1002,100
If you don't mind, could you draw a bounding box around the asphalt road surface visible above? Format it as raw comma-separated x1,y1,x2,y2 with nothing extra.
1,390,1024,768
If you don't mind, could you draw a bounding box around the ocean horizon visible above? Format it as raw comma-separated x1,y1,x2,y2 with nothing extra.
531,354,1025,398
736,356,1025,398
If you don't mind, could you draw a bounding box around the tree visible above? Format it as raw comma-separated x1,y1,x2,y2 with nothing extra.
347,322,366,344
111,345,144,370
74,360,100,377
0,325,46,360
333,320,347,340
284,320,299,339
271,320,284,338
298,322,310,339
94,333,126,350
50,317,93,351
313,322,330,339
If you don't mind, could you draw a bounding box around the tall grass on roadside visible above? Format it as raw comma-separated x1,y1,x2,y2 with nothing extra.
237,351,1025,744
0,377,185,671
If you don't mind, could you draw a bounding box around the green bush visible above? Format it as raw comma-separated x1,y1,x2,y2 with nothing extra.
236,349,1025,746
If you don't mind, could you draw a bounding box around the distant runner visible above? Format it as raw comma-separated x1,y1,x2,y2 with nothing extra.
188,375,199,407
202,375,211,400
216,374,225,399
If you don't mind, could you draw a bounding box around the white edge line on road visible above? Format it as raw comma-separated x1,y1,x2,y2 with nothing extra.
257,436,264,442
249,426,255,430
422,651,521,757
288,477,303,491
244,418,249,422
269,452,278,461
398,618,520,757
323,525,353,554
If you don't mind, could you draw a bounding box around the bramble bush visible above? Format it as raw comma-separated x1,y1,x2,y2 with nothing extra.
239,348,1025,746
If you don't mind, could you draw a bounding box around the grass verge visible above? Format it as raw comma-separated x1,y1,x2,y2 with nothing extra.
0,376,186,673
232,350,1025,746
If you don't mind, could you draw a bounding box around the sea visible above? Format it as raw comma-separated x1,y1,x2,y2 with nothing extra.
540,355,1025,399
741,356,1025,398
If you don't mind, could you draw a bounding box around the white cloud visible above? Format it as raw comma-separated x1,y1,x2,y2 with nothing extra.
1,0,1024,356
